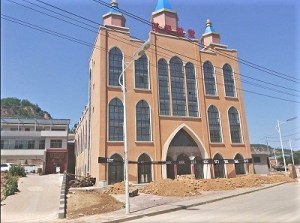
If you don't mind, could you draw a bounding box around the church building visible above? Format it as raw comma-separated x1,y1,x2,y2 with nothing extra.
75,0,253,186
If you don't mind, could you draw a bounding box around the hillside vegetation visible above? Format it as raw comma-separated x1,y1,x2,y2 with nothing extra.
1,97,51,119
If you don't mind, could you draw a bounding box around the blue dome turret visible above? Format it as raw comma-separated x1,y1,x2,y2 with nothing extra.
155,0,173,11
204,19,216,34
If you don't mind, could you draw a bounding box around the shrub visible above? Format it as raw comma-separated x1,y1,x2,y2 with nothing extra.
9,165,26,177
5,176,18,196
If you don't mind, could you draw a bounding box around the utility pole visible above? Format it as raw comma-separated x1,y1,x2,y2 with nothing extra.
289,138,295,165
266,137,272,168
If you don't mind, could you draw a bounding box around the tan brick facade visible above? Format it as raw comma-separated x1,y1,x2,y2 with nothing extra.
75,1,253,185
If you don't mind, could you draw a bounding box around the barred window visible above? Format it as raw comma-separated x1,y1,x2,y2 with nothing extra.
50,140,62,148
15,140,36,149
158,59,170,115
228,107,242,143
223,64,236,97
135,55,149,89
185,62,198,117
109,98,124,141
109,47,123,86
170,56,186,116
136,100,151,141
203,61,217,95
208,105,222,143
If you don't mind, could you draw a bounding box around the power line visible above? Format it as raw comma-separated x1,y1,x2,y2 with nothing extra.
92,0,300,84
8,0,98,33
3,3,300,104
23,0,300,95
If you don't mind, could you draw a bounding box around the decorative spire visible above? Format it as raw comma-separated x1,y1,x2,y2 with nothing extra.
102,0,126,27
201,19,221,47
155,0,173,11
205,19,216,34
111,0,118,8
152,0,178,32
109,0,119,13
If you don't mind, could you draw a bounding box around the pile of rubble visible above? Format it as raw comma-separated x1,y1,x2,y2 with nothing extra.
103,181,139,196
140,174,296,197
68,175,96,188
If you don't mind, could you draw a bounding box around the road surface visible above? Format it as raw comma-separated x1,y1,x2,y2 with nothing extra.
130,181,300,223
1,173,63,223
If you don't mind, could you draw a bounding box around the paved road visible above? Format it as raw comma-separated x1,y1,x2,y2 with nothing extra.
130,181,300,223
1,173,63,223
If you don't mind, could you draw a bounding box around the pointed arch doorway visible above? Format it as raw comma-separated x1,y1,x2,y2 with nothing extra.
162,126,209,179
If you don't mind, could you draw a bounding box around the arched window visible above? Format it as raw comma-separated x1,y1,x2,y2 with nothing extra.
158,59,170,115
170,56,186,116
208,105,222,143
108,98,123,141
223,64,236,97
108,154,124,185
234,154,246,175
203,61,216,95
228,107,242,143
186,62,198,117
135,55,149,89
136,100,151,141
138,153,152,183
213,153,225,178
109,47,123,86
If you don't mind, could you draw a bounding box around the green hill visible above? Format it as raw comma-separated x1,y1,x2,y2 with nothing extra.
1,97,51,119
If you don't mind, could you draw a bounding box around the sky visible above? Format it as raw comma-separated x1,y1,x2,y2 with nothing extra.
1,0,300,150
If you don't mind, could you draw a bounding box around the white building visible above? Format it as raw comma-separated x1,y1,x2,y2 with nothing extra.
1,118,70,174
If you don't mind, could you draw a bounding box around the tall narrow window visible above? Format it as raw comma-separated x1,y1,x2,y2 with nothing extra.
109,47,123,86
136,100,151,141
185,62,198,117
228,107,242,143
135,55,149,89
203,61,217,95
170,56,186,116
223,64,236,97
208,105,222,143
108,98,124,141
158,59,170,115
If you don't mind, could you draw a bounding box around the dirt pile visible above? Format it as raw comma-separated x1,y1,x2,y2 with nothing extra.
140,174,296,197
67,189,124,219
103,181,138,195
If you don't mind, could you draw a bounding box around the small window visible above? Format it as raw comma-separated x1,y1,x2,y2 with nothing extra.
39,140,45,150
50,140,62,148
253,157,261,163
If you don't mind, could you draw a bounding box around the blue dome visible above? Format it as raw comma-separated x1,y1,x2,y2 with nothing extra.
155,0,173,11
204,19,216,34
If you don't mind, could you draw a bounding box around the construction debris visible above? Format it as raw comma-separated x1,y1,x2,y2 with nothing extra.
103,181,139,196
68,175,96,188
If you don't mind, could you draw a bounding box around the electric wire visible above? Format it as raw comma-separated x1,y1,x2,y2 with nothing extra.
3,1,300,103
23,0,300,94
92,0,300,83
